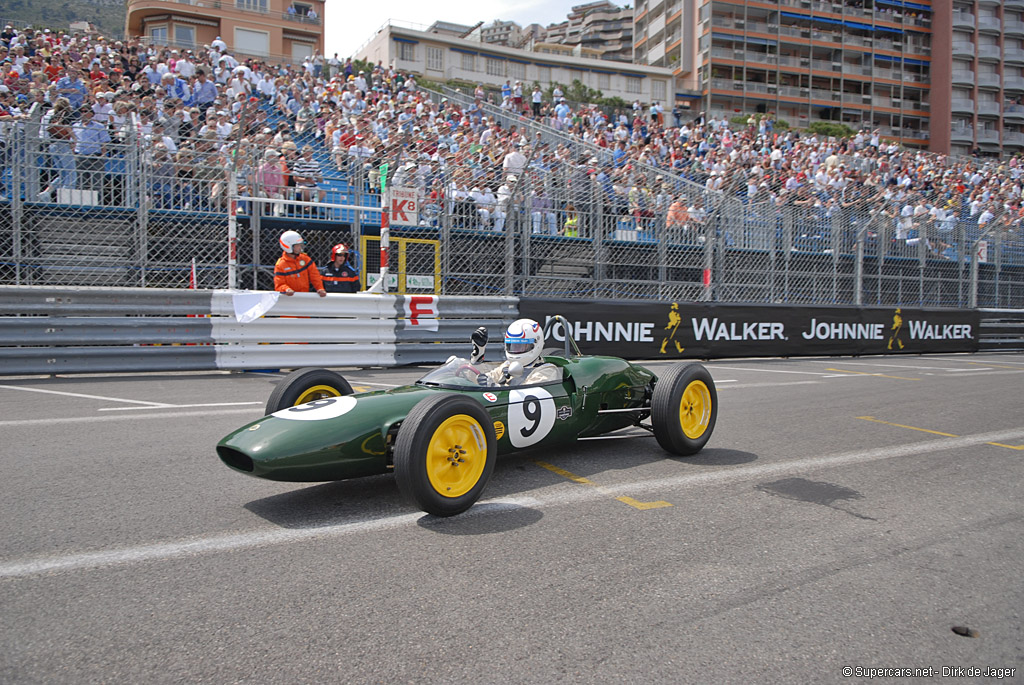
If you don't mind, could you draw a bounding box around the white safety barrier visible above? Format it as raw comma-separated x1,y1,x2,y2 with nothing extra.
0,286,518,375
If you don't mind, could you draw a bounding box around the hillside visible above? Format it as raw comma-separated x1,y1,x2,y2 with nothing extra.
3,0,126,39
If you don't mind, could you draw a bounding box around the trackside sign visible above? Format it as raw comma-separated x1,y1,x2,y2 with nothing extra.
388,187,419,227
520,299,980,358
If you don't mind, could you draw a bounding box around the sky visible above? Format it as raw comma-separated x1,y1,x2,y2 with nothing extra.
324,1,584,59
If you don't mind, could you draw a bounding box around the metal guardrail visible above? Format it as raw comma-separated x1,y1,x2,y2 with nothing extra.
978,308,1024,351
0,286,517,375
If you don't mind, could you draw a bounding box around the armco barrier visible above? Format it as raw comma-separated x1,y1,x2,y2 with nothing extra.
978,309,1024,351
0,286,518,375
1,286,1015,376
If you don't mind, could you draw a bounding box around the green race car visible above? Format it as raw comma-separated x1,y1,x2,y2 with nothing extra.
217,316,718,517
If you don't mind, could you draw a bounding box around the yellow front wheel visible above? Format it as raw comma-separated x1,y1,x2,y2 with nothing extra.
652,363,717,456
265,368,354,415
395,394,497,517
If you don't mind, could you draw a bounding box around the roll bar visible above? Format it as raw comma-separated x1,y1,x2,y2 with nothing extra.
542,315,582,358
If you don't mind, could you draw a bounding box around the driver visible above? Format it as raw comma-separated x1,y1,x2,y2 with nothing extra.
482,318,559,386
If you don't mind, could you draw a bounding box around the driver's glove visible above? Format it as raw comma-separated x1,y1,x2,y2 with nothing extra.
470,326,488,364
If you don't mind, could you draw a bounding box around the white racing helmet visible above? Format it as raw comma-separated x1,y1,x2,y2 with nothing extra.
504,318,544,367
279,230,304,253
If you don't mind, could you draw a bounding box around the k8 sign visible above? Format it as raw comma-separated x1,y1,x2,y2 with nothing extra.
388,187,419,227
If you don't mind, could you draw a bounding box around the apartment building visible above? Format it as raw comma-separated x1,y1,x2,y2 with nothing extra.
544,1,635,62
358,21,676,103
635,0,1024,156
930,0,1024,156
125,0,324,62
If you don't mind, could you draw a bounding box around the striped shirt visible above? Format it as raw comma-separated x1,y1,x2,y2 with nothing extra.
291,156,322,185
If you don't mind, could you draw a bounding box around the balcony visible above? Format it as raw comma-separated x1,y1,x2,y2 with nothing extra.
977,73,1001,88
1004,131,1024,146
952,12,975,30
952,70,976,86
951,127,974,142
951,98,976,113
952,42,975,58
977,16,1001,33
977,44,1001,60
976,128,1000,142
1005,20,1024,36
1005,77,1024,91
977,101,1000,116
1006,104,1024,120
282,11,321,26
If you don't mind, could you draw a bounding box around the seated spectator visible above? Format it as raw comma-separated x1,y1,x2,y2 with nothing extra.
292,144,326,212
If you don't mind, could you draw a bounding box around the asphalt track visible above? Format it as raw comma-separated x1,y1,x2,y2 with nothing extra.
1,353,1022,683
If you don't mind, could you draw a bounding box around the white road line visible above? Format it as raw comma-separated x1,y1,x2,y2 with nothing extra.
706,365,835,376
0,497,541,579
4,426,1023,579
0,384,172,407
807,360,983,371
98,402,262,412
0,407,261,427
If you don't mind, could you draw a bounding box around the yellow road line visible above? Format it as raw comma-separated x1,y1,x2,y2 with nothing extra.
857,416,958,437
857,416,1024,449
827,368,920,381
533,460,672,510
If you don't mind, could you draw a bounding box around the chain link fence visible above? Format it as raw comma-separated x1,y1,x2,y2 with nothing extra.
2,96,1023,307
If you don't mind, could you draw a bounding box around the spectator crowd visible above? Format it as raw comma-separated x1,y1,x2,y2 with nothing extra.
0,21,1021,258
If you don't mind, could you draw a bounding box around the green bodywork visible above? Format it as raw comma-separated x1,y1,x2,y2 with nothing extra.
217,355,656,483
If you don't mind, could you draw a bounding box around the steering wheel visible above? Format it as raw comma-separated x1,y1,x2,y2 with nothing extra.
456,363,481,382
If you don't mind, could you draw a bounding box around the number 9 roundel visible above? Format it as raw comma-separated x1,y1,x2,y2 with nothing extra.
507,388,556,448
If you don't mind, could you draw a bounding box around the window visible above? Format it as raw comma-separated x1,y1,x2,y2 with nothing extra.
537,66,551,83
149,26,168,43
399,42,415,62
174,25,195,48
461,52,475,71
509,62,526,81
235,0,267,10
486,57,505,77
598,73,610,90
652,79,666,101
626,76,642,94
235,27,269,56
569,69,584,84
292,2,311,15
291,42,313,61
426,46,443,71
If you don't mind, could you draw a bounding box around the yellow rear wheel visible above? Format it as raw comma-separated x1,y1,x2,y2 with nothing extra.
679,380,712,439
652,363,717,456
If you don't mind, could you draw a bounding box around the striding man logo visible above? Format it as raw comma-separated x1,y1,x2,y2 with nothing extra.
660,302,685,354
887,308,905,350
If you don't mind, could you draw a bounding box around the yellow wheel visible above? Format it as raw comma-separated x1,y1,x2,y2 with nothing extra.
652,363,717,456
395,394,497,517
295,385,343,405
425,415,488,498
679,380,712,439
265,368,353,415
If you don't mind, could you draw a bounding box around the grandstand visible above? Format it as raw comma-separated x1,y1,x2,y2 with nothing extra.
0,22,1022,307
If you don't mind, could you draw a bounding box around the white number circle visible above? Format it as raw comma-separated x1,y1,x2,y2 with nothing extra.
272,395,357,421
507,388,556,448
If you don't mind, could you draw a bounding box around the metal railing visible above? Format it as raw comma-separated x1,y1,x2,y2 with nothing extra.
2,108,1023,308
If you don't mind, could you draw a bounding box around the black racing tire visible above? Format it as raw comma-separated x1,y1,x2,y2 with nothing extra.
265,367,354,415
651,363,717,456
394,394,497,517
